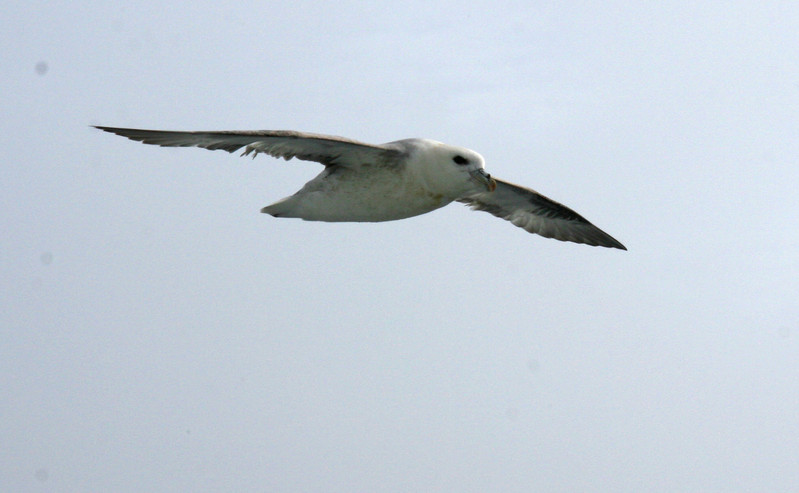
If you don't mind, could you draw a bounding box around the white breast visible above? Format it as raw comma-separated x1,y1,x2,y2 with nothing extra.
260,165,452,222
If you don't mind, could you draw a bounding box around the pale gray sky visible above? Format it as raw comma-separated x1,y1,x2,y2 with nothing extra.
2,1,798,491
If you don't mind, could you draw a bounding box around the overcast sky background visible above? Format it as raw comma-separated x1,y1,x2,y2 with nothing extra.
2,2,798,491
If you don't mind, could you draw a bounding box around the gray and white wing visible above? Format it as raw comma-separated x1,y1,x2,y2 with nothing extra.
93,126,401,167
458,179,626,249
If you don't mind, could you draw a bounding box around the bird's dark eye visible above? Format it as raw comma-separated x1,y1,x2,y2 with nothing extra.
452,155,469,165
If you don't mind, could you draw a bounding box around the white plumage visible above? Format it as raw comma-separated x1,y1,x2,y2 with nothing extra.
95,126,625,250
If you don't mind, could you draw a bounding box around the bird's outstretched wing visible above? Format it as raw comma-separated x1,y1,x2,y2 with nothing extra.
458,179,626,249
93,126,401,167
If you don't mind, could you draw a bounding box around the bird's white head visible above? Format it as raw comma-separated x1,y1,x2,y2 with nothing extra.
398,139,497,197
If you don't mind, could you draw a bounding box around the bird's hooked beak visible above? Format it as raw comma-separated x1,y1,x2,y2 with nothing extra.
471,168,497,192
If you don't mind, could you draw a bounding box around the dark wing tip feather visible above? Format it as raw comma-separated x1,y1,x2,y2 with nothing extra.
460,178,627,250
93,126,252,153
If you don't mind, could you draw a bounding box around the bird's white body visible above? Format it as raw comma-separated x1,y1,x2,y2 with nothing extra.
263,139,485,222
262,163,450,221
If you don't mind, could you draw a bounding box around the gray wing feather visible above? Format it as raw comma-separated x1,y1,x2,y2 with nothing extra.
93,126,400,167
458,179,626,249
